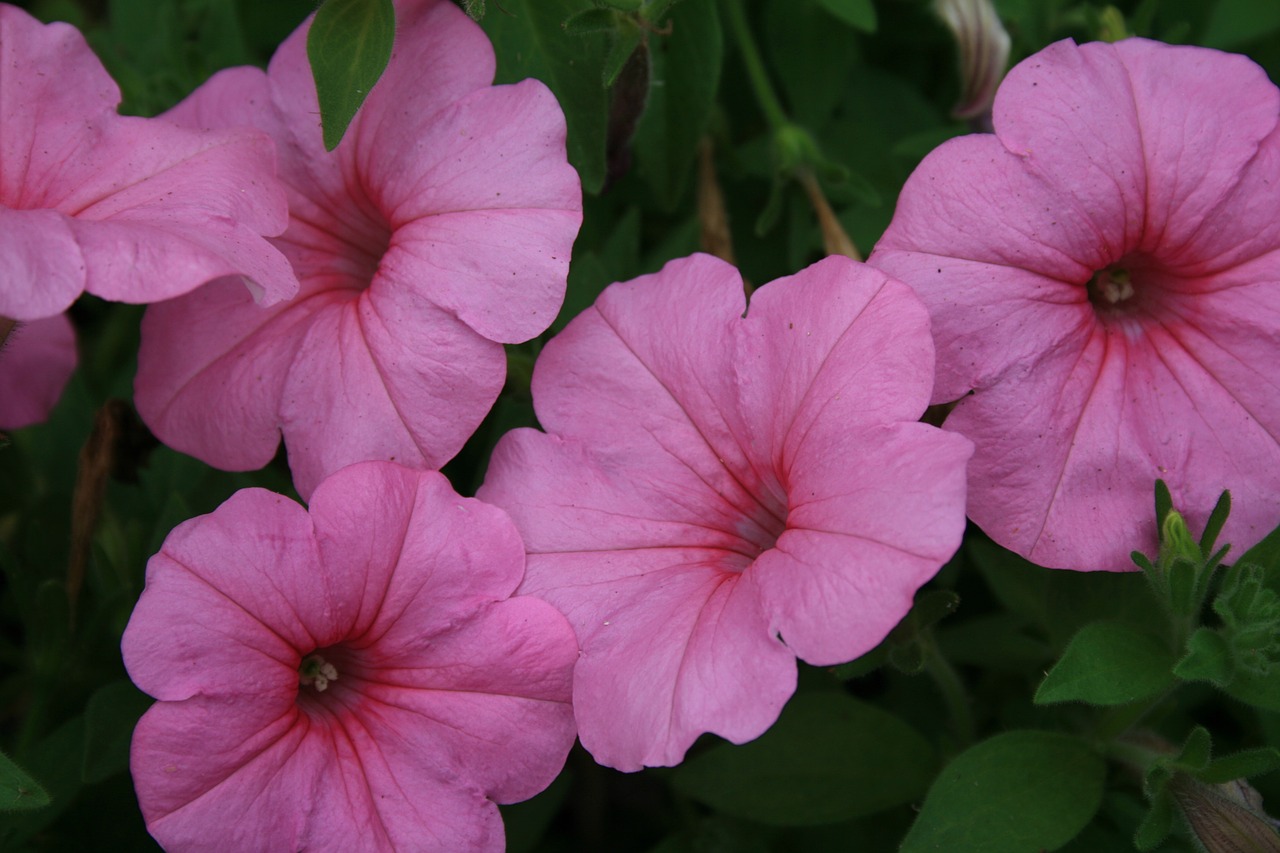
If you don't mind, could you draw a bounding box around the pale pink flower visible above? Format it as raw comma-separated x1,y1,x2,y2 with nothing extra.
123,462,578,853
0,3,296,324
134,0,582,499
0,316,76,430
870,38,1280,571
479,254,972,770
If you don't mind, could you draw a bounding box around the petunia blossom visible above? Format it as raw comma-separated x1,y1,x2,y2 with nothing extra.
0,3,296,325
123,461,578,853
869,38,1280,571
479,253,973,771
0,316,76,430
134,0,582,499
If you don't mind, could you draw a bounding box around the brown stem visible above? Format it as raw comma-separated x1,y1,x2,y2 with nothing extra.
0,316,16,350
697,137,737,266
798,169,861,261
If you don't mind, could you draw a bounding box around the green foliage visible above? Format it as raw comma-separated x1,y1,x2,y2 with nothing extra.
1035,621,1177,706
307,0,396,151
483,0,612,193
0,751,49,812
670,692,935,825
901,731,1107,853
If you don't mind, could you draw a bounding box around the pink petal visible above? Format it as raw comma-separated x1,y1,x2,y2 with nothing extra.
753,422,973,662
0,314,77,430
482,254,969,769
134,276,315,474
127,463,579,851
277,287,505,499
121,489,326,702
0,209,84,321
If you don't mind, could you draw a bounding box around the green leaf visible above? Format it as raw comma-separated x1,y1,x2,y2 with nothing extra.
1235,519,1280,582
1200,490,1232,555
812,0,876,32
1174,627,1234,686
901,731,1106,853
1203,0,1280,48
634,0,723,209
483,0,612,193
81,682,154,784
307,0,396,151
1200,747,1280,785
1035,620,1176,706
670,692,935,825
1133,787,1176,851
0,751,49,812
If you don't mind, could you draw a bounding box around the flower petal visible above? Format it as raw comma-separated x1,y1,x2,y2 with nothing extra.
0,314,77,430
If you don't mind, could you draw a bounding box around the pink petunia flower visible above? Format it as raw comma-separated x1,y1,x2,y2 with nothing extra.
0,3,296,325
123,462,578,853
134,0,582,499
479,253,973,770
0,316,76,430
870,38,1280,571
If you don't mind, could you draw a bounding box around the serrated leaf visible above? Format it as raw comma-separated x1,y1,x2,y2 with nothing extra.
483,0,611,193
901,731,1105,853
1174,628,1233,686
812,0,876,31
0,752,49,812
670,692,935,826
1035,621,1176,706
307,0,395,151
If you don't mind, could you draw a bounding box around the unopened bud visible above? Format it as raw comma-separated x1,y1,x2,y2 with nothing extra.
1169,774,1280,852
934,0,1011,128
1162,509,1201,564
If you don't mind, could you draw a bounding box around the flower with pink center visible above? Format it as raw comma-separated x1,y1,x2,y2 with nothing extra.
479,253,973,770
134,0,582,499
0,316,75,430
0,3,296,325
869,38,1280,571
122,461,578,852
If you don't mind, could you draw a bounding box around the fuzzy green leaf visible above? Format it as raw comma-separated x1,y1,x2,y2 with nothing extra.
1035,621,1176,706
670,692,935,825
901,731,1105,853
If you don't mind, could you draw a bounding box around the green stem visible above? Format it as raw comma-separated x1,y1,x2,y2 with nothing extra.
1093,686,1178,743
720,0,788,130
922,637,976,747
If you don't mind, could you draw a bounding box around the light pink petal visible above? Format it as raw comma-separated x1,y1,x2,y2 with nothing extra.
869,133,1102,403
736,258,937,461
0,314,76,430
372,80,580,343
752,422,973,663
955,298,1280,569
0,209,84,321
135,696,506,853
0,9,119,208
356,596,577,801
309,465,527,641
121,488,329,702
278,286,505,499
526,550,794,772
134,277,315,474
993,39,1278,259
62,120,295,305
483,254,967,769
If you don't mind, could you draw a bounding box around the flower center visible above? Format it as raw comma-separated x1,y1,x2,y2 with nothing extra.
1087,265,1135,308
298,653,339,692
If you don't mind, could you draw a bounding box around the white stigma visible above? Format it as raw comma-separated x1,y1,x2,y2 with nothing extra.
1098,268,1134,304
299,655,339,692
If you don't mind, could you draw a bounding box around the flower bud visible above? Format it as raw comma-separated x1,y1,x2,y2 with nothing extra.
1169,774,1280,852
934,0,1011,128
